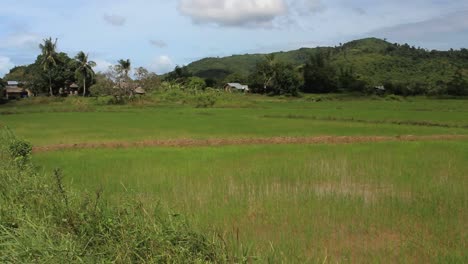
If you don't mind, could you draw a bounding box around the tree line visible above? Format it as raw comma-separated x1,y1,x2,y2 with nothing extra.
2,37,467,98
2,38,162,99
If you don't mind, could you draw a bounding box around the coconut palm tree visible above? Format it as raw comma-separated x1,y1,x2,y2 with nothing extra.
117,59,131,79
75,51,96,97
262,54,276,93
39,38,58,96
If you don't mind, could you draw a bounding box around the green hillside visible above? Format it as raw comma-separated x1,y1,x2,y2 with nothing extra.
185,38,468,87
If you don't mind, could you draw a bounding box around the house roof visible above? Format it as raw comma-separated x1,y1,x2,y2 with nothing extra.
7,81,19,86
374,85,385,91
5,87,25,93
69,83,79,88
134,87,146,94
226,83,249,90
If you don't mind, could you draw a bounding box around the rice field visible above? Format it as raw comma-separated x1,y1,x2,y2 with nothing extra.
1,96,467,262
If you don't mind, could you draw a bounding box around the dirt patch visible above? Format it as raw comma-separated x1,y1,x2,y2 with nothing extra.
32,135,468,153
263,114,468,129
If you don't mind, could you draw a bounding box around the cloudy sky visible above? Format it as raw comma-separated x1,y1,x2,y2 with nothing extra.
1,0,467,76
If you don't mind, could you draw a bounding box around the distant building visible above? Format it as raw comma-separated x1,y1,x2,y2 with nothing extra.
224,83,249,93
134,87,146,95
374,85,386,95
69,83,79,95
3,81,27,99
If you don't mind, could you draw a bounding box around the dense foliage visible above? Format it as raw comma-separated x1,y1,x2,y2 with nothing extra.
184,38,468,96
4,51,79,96
2,40,162,98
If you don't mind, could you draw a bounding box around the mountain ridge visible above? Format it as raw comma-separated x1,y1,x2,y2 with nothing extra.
184,38,468,87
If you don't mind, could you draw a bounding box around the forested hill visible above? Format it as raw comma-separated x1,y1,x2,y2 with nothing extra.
185,38,468,87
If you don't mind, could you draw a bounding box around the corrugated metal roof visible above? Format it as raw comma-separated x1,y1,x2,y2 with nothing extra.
226,83,249,90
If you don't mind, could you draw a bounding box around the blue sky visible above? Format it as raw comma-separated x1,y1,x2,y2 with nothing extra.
1,0,467,76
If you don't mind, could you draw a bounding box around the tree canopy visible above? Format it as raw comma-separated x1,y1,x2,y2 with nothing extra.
75,51,96,96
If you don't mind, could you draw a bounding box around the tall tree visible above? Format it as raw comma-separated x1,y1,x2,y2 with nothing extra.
271,63,300,96
39,38,58,96
134,67,149,81
302,51,337,93
165,66,192,83
75,51,96,97
117,59,131,79
262,54,276,93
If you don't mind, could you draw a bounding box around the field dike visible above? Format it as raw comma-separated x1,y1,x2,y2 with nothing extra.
33,134,468,153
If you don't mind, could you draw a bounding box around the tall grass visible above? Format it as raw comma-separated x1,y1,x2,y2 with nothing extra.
33,142,468,262
0,128,229,263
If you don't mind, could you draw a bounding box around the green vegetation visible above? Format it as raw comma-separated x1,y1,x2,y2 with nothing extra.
0,129,230,263
4,38,97,97
1,96,467,262
185,38,468,95
1,44,467,261
74,52,97,97
32,141,468,262
4,37,467,100
1,96,468,146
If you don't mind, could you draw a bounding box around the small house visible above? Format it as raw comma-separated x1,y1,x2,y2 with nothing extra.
4,87,27,99
69,83,79,95
134,87,146,95
3,81,27,99
224,83,249,93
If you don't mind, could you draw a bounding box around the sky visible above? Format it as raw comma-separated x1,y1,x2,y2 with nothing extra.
1,0,467,76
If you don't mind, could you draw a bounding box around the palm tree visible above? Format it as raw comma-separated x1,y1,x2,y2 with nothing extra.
262,54,276,93
117,59,131,79
75,51,96,97
39,38,58,96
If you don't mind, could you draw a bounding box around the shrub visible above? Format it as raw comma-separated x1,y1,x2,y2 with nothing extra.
195,93,216,108
8,140,32,159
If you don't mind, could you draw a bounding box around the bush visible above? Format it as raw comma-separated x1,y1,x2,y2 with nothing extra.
195,93,216,108
0,128,32,167
8,140,32,159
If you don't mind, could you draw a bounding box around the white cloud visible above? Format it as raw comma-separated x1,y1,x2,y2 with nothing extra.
0,33,41,49
103,14,127,26
0,56,14,76
94,59,114,73
178,0,287,27
149,55,174,74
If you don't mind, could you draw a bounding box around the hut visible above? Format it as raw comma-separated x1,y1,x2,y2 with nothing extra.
69,83,79,95
3,81,27,99
134,87,146,95
4,87,27,99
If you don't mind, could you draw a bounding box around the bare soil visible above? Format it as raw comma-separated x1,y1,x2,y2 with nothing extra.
32,135,468,153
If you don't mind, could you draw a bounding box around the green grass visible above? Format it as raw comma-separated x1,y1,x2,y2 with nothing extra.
2,96,468,262
1,97,467,146
33,141,468,262
0,129,228,263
